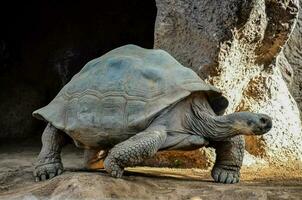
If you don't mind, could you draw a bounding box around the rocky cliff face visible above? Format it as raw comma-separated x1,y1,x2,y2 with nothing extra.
283,0,302,120
154,0,302,168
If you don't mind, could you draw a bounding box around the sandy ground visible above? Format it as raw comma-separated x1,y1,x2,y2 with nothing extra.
0,143,301,200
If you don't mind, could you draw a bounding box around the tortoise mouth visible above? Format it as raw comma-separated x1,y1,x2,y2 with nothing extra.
233,125,271,136
251,126,272,135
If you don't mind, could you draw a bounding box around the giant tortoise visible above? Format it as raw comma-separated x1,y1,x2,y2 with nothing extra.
33,44,272,184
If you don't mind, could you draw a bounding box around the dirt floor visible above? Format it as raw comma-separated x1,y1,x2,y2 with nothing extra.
0,143,301,200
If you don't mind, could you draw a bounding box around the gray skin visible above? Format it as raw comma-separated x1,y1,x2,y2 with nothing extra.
34,93,272,183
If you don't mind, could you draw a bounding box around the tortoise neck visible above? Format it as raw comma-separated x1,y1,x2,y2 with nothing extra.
187,101,237,141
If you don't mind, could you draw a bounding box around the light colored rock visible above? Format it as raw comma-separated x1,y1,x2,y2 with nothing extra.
242,150,267,167
245,66,302,166
284,0,302,119
277,50,294,86
211,1,302,166
154,0,302,168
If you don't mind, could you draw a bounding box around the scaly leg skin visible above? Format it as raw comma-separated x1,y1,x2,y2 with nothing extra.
210,135,245,184
104,128,167,178
83,149,108,169
34,123,67,181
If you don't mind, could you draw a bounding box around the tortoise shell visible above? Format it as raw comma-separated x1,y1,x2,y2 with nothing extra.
33,45,228,146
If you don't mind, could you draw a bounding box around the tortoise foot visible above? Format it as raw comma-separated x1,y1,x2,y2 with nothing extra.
104,157,124,178
211,165,240,184
34,162,63,181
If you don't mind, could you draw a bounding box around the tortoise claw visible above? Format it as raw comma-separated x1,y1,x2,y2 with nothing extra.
104,157,124,178
211,165,240,184
34,162,64,181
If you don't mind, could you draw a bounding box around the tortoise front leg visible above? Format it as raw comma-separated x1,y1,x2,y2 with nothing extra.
34,123,67,181
104,128,167,178
210,135,245,184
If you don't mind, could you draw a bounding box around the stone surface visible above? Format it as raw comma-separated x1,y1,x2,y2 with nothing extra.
283,0,302,119
154,0,302,168
154,0,246,79
0,146,301,200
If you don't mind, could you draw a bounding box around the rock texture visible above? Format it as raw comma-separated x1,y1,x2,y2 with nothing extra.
2,171,301,200
154,0,302,167
0,147,301,200
283,0,302,118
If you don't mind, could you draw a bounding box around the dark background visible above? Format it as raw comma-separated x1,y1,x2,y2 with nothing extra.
0,0,157,142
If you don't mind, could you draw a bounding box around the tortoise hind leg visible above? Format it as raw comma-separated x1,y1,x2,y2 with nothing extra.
34,123,67,181
83,149,108,169
104,128,167,178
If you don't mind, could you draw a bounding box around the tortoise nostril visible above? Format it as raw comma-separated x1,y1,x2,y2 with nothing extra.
260,117,267,124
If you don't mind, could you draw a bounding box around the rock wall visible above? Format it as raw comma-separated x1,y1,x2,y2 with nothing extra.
154,0,302,168
283,0,302,119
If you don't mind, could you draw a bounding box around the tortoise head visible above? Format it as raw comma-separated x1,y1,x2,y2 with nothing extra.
229,112,272,135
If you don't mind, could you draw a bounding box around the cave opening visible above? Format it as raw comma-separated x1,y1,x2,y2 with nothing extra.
0,0,157,142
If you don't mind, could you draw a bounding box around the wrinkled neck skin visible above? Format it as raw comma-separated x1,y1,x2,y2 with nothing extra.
185,95,238,141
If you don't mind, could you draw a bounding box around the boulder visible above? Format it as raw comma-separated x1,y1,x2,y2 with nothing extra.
154,0,302,167
283,0,302,119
